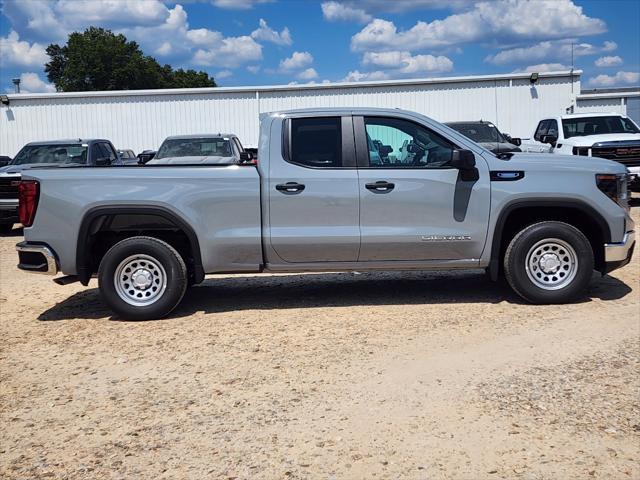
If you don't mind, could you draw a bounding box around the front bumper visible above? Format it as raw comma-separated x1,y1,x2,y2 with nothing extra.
16,241,58,275
604,230,636,273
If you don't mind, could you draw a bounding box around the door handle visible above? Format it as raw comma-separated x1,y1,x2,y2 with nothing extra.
276,182,305,194
365,181,395,193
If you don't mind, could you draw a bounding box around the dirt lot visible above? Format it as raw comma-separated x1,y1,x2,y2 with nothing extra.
1,207,639,480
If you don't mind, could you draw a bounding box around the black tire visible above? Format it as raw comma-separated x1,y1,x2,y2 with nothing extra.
504,221,594,304
98,236,187,320
0,223,13,234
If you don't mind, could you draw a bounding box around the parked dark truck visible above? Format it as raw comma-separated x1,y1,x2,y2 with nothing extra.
16,108,635,319
0,139,121,234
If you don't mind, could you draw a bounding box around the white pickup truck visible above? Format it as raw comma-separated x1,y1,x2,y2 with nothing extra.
521,113,640,191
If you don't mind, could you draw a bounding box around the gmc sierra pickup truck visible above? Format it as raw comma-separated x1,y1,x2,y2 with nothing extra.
16,108,635,320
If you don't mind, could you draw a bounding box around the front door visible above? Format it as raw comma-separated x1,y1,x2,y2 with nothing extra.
268,115,360,263
355,115,490,262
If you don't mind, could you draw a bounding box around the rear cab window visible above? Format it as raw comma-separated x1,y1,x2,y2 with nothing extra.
286,117,343,168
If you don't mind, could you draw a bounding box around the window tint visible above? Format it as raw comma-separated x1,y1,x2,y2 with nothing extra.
534,120,550,141
547,119,559,136
12,144,87,165
156,138,232,159
364,117,455,168
90,143,103,161
100,143,117,161
290,117,342,167
562,116,640,138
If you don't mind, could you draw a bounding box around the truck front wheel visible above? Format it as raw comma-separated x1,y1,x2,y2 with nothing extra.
98,236,188,320
504,221,594,304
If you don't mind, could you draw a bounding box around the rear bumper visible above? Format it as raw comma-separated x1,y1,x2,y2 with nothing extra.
16,241,58,275
604,230,635,273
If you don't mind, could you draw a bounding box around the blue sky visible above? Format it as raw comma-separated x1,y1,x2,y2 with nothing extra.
0,0,638,93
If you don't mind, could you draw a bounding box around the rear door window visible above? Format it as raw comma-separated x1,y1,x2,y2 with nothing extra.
288,117,342,168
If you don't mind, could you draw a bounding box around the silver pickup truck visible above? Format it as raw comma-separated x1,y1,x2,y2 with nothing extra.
16,108,636,320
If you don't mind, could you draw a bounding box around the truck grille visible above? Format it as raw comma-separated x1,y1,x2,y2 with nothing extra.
591,146,640,167
0,177,21,200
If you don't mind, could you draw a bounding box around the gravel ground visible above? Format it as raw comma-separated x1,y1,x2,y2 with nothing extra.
1,205,639,479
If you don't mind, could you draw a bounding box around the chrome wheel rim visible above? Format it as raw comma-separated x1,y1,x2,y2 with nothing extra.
525,238,578,291
114,254,167,306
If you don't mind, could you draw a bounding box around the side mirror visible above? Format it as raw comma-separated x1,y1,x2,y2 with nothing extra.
541,134,558,145
510,137,522,146
137,152,156,164
239,152,252,162
450,149,476,169
95,157,111,166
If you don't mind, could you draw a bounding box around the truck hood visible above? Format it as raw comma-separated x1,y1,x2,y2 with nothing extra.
495,152,628,174
478,141,521,154
147,155,237,165
563,133,640,147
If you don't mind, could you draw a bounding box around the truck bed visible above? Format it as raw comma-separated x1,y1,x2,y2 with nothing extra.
22,165,263,275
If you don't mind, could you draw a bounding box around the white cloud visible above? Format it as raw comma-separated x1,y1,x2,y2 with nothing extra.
0,31,48,68
193,36,262,67
588,71,640,87
351,0,606,52
55,0,169,27
279,51,313,72
342,70,390,82
513,63,570,73
211,0,272,9
216,69,233,79
297,68,318,80
594,55,623,68
2,1,269,71
246,65,261,74
186,28,223,47
17,72,56,93
327,0,468,16
363,51,453,74
321,1,372,23
1,0,68,41
485,40,617,66
251,19,292,46
1,0,171,42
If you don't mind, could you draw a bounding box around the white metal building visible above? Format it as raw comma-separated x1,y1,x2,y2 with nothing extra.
0,69,636,157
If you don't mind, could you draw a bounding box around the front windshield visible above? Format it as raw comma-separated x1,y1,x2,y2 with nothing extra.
448,123,505,143
11,144,87,165
155,138,232,159
562,116,640,138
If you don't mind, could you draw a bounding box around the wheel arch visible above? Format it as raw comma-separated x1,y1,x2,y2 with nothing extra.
488,199,611,280
76,205,204,286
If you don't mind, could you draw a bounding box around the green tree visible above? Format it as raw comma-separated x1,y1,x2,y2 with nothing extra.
45,27,216,91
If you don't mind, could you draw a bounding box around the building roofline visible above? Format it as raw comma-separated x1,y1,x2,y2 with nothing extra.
4,70,582,101
577,90,640,100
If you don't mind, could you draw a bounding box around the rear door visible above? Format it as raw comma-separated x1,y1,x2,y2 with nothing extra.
268,115,360,263
355,115,490,262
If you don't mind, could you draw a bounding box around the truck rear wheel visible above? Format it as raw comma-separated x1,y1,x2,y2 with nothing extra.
504,221,593,304
98,236,187,320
